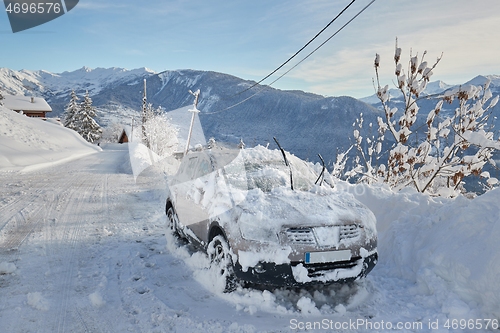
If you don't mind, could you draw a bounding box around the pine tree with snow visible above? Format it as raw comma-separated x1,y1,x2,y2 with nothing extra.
63,90,80,131
78,90,102,143
0,90,4,106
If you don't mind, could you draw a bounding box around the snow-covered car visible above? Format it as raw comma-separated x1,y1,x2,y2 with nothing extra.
165,145,377,291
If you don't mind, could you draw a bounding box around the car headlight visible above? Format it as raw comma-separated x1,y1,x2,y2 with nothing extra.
239,213,279,243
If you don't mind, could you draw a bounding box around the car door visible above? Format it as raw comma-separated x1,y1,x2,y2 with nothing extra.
173,153,213,244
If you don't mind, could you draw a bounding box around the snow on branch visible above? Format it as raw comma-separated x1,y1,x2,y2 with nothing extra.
335,39,500,197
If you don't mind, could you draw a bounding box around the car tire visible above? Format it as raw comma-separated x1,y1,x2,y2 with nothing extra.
166,205,181,238
207,235,237,293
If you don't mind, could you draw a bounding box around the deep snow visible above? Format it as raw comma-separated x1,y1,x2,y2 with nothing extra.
1,108,500,332
0,106,100,172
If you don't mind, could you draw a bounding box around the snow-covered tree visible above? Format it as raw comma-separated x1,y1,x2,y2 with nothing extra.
343,40,500,196
63,90,80,131
0,89,4,106
143,106,178,157
78,90,102,143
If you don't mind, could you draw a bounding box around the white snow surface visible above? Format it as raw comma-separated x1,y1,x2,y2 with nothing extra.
3,95,52,112
0,106,101,172
349,182,500,322
1,110,500,332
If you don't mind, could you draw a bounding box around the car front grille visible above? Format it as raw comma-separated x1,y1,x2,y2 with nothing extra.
287,224,360,245
339,224,360,241
286,228,316,245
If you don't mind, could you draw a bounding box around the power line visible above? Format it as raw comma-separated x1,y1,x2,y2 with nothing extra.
266,0,376,87
234,0,356,97
203,0,376,115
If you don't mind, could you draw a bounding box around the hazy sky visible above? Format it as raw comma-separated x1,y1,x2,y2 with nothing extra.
1,0,499,98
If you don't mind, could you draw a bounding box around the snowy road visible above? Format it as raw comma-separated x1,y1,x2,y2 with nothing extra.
0,144,494,333
0,144,251,332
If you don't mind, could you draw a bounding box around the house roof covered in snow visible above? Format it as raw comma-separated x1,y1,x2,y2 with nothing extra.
2,94,52,112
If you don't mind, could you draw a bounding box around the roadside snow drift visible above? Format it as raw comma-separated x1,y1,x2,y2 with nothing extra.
0,105,100,171
351,182,500,321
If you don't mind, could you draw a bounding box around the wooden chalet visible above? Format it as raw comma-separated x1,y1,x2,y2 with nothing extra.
118,129,129,143
3,95,52,118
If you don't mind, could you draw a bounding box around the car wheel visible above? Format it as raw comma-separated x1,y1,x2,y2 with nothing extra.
166,205,181,237
207,235,237,293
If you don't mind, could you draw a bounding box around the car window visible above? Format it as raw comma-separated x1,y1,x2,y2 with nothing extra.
175,156,200,183
244,160,288,192
224,157,314,192
194,158,212,179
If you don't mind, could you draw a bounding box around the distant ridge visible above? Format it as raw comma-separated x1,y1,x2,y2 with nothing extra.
1,66,498,164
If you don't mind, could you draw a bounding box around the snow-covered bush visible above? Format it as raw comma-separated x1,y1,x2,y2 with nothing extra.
343,40,500,197
143,105,179,157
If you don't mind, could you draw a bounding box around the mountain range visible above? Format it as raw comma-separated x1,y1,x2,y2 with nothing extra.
1,67,499,166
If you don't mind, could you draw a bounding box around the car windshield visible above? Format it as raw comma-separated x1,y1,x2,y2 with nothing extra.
224,152,316,192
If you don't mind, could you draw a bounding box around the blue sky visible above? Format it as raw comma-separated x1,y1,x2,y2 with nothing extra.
1,0,499,98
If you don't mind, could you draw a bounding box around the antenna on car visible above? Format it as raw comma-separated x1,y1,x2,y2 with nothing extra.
273,137,294,191
315,154,326,186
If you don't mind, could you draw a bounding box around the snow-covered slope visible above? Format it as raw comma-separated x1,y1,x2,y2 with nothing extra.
0,106,100,171
0,66,155,102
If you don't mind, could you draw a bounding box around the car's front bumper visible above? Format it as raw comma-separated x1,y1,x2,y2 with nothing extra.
233,251,378,287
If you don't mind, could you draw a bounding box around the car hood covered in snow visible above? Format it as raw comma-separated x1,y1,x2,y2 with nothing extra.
235,186,377,238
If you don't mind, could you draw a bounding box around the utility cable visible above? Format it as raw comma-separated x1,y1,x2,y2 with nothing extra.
265,0,376,88
203,0,376,115
233,0,356,97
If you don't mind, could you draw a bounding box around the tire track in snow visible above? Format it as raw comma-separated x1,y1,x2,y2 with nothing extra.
0,184,66,255
0,167,99,333
0,179,34,222
50,159,121,333
0,205,43,252
53,176,97,333
0,177,53,248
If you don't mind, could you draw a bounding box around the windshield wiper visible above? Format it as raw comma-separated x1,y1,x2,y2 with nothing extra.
315,154,326,186
273,137,294,191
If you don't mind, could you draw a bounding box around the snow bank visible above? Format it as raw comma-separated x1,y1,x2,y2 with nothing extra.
0,106,100,172
350,182,500,320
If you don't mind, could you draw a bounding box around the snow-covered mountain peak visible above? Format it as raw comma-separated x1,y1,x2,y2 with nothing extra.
424,80,453,95
465,75,500,88
360,75,499,105
0,66,156,98
58,66,155,82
